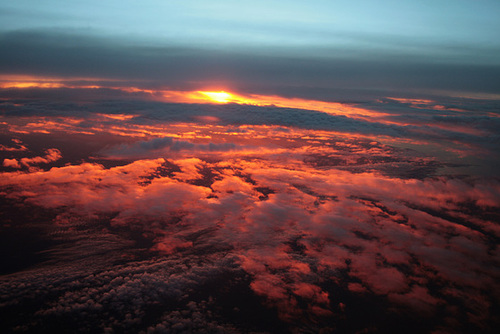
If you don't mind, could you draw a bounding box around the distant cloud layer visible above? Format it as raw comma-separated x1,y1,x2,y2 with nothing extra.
1,30,499,101
1,92,499,173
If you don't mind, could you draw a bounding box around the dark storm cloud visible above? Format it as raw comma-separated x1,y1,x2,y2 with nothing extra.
2,30,500,100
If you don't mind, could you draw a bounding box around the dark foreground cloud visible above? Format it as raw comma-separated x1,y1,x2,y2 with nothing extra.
1,30,500,101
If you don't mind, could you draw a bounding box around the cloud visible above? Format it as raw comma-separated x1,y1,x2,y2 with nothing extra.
101,137,238,159
0,250,249,333
20,148,61,166
2,93,498,168
0,139,27,152
1,93,499,332
1,30,499,101
1,150,498,332
2,148,61,169
2,158,20,168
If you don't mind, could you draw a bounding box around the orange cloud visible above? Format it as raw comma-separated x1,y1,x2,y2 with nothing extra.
0,74,388,121
3,148,62,169
1,148,498,324
2,158,20,168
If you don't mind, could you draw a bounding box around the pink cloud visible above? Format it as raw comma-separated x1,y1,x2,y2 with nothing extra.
3,148,62,169
0,128,498,331
153,236,193,255
3,158,20,168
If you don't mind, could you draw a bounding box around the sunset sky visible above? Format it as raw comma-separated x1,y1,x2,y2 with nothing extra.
1,1,500,333
1,0,500,100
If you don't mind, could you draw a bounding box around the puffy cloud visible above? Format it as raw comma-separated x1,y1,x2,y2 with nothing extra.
0,251,252,333
2,151,498,332
2,148,62,169
20,148,61,166
2,158,20,168
0,138,27,151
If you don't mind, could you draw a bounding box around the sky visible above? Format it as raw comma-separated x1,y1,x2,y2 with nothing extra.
1,1,500,333
1,0,500,100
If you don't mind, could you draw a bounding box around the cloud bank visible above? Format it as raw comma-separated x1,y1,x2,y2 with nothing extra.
1,94,499,331
1,30,499,101
1,154,499,332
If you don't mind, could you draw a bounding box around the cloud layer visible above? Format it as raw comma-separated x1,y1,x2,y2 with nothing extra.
1,95,499,332
1,155,499,332
1,30,500,101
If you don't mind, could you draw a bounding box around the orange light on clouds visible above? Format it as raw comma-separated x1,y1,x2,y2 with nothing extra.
0,74,390,121
0,81,64,89
385,97,434,104
0,75,112,89
161,90,246,105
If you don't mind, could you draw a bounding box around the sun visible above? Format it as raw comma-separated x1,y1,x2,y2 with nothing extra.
199,91,233,103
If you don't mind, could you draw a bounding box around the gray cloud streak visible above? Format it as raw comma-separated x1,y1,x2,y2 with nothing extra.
1,30,500,101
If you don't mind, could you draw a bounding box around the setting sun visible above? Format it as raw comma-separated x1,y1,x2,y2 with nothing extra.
199,91,233,103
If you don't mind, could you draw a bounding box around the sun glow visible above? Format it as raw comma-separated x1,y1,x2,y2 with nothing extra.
1,74,392,121
199,91,233,103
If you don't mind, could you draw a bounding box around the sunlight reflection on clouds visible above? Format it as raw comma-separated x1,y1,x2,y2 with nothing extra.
1,96,499,332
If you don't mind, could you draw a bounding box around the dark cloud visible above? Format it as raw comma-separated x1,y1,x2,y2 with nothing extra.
102,137,237,160
1,30,500,101
0,95,461,139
